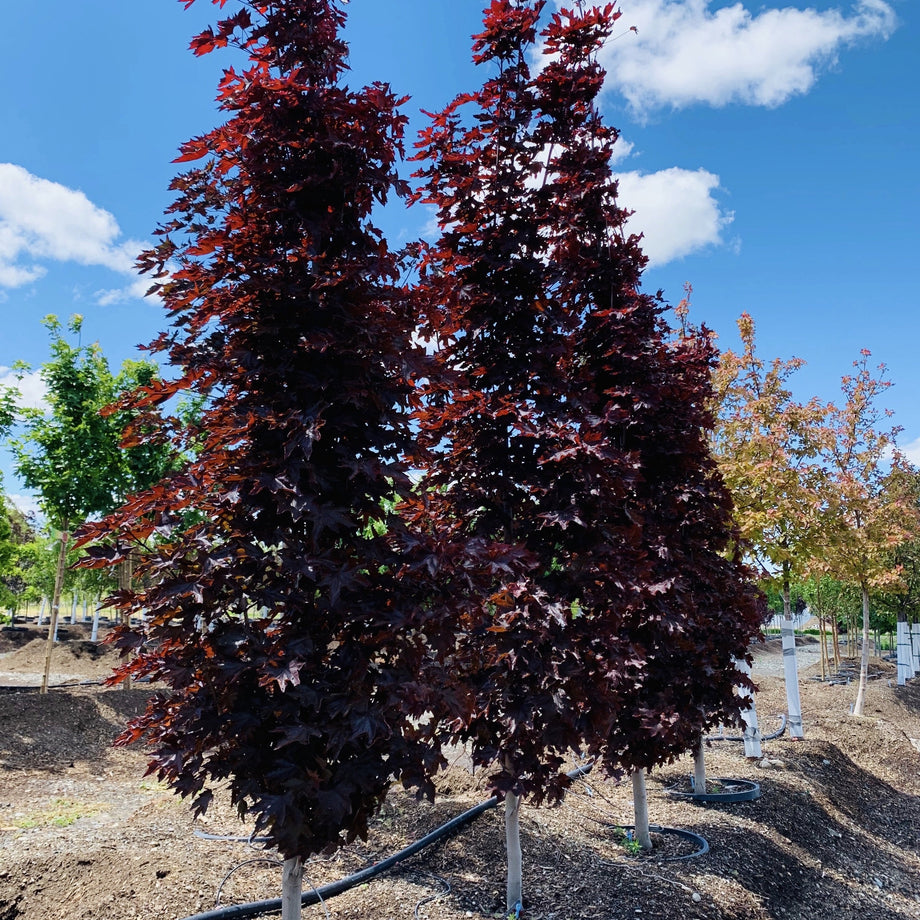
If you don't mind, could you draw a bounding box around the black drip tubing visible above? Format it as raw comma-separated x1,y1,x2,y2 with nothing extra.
178,762,595,920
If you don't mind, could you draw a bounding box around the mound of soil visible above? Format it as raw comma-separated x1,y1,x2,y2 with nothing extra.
0,633,122,686
1,650,920,920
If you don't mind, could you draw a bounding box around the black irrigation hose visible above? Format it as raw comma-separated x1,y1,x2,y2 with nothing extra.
704,713,787,743
179,795,501,920
665,777,761,803
179,761,597,920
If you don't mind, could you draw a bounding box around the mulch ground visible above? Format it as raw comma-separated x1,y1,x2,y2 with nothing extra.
1,629,919,920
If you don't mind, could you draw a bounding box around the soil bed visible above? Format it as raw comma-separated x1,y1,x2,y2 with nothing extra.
2,632,920,920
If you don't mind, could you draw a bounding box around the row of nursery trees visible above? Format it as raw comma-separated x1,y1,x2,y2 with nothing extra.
0,1,918,915
712,311,920,715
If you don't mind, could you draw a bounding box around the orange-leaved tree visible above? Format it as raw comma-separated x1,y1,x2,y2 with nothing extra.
711,311,829,737
817,352,919,716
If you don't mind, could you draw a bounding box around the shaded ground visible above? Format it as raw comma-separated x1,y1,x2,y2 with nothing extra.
1,627,919,920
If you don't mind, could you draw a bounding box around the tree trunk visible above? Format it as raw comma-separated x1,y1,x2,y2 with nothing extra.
281,856,303,920
631,770,652,850
819,617,828,681
734,657,762,759
37,597,46,626
505,792,523,913
897,616,912,686
852,583,872,716
118,556,134,689
41,523,70,695
780,571,804,739
692,741,707,794
831,617,841,671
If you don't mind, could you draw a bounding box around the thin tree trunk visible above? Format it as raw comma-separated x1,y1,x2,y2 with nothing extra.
37,597,46,626
831,617,841,671
819,617,828,681
780,569,804,739
852,583,871,716
505,792,523,913
631,770,652,850
41,522,70,695
693,741,707,794
118,556,134,690
281,856,303,920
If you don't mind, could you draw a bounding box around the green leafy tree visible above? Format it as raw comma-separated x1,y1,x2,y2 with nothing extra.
11,316,169,690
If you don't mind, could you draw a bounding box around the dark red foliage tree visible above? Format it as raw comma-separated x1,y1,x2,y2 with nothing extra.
81,0,445,867
410,0,762,850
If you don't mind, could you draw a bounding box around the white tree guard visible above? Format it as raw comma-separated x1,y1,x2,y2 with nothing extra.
781,616,804,739
69,595,78,625
735,657,762,758
91,603,102,643
912,623,920,676
897,620,913,686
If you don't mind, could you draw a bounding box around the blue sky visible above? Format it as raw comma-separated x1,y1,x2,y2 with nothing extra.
1,0,917,511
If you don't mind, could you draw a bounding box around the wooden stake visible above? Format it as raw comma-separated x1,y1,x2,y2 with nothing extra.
41,522,70,695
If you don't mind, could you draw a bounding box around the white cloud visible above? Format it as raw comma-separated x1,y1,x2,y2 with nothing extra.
95,274,158,307
899,437,920,469
614,167,732,265
594,0,896,113
0,163,146,296
6,493,42,521
0,367,47,411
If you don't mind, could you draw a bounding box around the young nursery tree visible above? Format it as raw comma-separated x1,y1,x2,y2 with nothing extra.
11,316,128,692
80,2,442,916
711,312,829,737
817,353,919,715
411,2,761,909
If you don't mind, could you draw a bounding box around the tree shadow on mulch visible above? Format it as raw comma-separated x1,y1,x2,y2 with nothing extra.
695,819,920,920
893,681,920,716
787,745,920,853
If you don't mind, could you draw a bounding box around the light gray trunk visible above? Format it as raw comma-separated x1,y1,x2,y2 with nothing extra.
69,595,78,625
734,657,762,759
41,525,70,695
281,856,303,920
897,618,912,686
693,741,707,794
37,597,46,626
631,770,652,850
852,584,872,716
505,793,523,913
